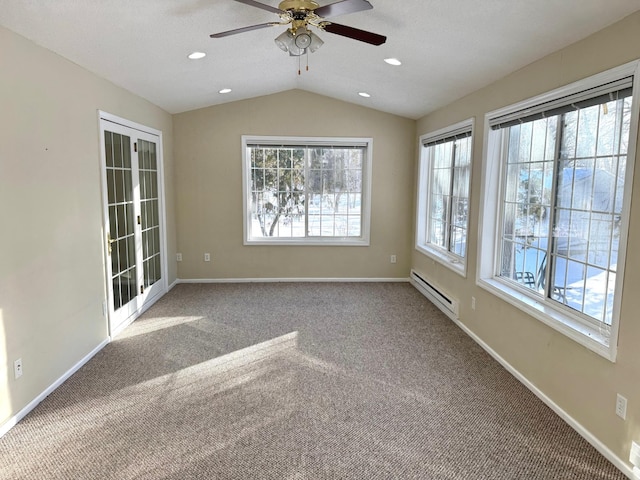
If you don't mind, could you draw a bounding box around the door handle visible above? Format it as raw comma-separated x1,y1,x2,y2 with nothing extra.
107,232,116,255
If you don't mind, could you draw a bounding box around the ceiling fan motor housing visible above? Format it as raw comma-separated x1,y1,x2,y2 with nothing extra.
278,0,320,12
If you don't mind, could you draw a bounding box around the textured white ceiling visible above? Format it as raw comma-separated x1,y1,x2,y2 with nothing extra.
1,0,638,119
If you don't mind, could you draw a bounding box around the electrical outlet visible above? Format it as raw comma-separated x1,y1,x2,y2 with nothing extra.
14,358,22,379
616,393,627,419
471,297,476,310
204,253,211,262
390,255,397,264
176,253,183,262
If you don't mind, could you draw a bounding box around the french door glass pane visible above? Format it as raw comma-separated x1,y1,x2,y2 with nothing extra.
139,139,162,288
104,131,137,310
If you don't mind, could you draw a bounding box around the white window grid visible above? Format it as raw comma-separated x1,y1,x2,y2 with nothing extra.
416,119,474,276
427,136,472,258
478,60,640,360
497,95,631,328
242,136,372,246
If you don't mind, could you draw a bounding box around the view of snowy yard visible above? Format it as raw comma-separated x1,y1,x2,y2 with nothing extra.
498,94,632,326
248,144,365,239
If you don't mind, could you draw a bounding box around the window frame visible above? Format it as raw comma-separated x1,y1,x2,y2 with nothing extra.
477,61,640,361
242,135,373,246
416,118,474,277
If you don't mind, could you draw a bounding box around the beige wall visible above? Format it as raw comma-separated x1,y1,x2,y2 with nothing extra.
413,11,640,468
173,90,415,280
0,26,176,428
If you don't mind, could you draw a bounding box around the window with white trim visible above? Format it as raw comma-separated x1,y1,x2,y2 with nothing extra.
478,62,640,359
242,136,372,245
416,119,473,275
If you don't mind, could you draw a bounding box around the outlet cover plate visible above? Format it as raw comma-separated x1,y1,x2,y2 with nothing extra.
616,393,627,419
14,358,23,379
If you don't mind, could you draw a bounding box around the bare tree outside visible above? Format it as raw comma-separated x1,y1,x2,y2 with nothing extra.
249,144,364,239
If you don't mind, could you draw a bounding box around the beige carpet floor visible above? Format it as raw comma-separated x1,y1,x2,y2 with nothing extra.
0,282,626,479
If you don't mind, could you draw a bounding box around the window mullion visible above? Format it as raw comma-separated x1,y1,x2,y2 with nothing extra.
304,147,309,238
546,114,565,301
496,131,511,278
446,142,457,252
425,148,434,243
277,149,282,238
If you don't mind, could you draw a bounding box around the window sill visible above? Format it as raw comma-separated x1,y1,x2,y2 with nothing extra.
245,237,370,246
477,277,615,362
416,244,467,277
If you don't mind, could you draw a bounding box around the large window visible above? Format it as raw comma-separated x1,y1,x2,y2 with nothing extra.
478,62,640,360
416,119,473,275
242,136,372,245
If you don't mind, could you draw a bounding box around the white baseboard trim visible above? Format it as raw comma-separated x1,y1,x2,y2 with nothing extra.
168,278,180,291
177,277,410,284
452,317,633,479
0,338,110,438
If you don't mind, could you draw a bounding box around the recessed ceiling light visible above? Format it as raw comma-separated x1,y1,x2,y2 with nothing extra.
358,92,371,98
384,57,402,66
219,88,232,94
188,51,206,60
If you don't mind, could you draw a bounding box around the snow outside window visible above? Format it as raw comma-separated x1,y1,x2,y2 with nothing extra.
478,62,640,360
416,119,474,276
242,136,372,246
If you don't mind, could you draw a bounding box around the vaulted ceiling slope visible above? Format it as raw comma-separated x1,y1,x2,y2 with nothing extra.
1,1,638,119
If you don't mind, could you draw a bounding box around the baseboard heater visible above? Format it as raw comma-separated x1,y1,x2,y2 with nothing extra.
410,269,459,319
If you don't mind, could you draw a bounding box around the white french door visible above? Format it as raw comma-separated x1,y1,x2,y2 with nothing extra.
99,115,166,336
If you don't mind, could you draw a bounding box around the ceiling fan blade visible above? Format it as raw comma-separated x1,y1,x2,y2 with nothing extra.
323,22,386,45
233,0,282,14
314,0,373,18
210,22,275,38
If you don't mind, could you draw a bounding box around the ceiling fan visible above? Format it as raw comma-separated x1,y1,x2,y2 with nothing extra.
210,0,386,57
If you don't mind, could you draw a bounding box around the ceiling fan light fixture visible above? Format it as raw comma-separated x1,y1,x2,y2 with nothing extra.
275,30,294,52
275,26,323,56
288,44,307,56
293,27,312,49
308,31,324,53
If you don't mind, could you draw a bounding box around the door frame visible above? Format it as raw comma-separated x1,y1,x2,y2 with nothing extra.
98,111,168,337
